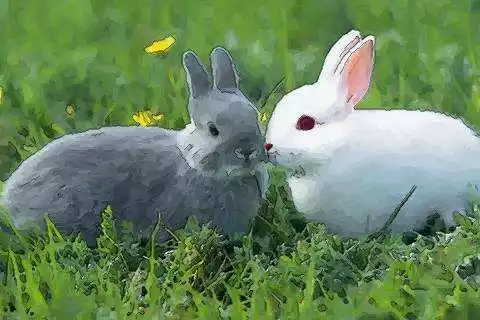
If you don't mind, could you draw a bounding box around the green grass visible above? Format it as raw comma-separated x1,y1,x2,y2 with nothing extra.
1,0,480,318
1,179,480,319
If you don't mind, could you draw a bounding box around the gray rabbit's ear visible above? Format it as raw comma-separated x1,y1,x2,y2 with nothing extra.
210,47,239,92
183,51,212,99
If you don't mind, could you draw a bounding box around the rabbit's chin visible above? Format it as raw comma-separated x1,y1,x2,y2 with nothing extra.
224,165,257,177
267,152,313,179
195,164,257,179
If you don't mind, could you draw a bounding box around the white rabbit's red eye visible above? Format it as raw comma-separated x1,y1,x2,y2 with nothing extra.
296,115,316,131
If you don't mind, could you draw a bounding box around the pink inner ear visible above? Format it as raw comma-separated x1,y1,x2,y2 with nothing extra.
345,40,373,108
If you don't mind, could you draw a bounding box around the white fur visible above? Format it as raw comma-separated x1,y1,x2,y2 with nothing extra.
265,30,480,237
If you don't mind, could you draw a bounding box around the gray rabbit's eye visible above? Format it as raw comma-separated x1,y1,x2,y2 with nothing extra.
207,122,219,137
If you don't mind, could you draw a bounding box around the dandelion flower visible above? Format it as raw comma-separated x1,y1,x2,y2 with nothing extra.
258,112,269,124
152,113,164,121
145,36,176,54
133,111,152,127
133,110,164,127
65,104,75,116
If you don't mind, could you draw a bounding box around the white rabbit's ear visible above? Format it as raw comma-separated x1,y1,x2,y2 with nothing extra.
337,35,375,108
317,30,362,81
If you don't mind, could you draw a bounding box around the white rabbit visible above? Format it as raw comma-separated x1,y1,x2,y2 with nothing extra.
264,30,480,237
1,47,269,246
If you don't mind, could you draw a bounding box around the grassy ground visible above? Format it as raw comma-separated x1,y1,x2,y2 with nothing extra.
1,0,480,318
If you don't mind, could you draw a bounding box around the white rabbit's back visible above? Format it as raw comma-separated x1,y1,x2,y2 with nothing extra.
291,109,480,236
347,110,479,155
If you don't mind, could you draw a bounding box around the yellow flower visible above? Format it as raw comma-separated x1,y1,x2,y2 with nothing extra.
65,104,75,116
152,113,164,121
258,112,269,124
133,110,164,127
145,36,176,54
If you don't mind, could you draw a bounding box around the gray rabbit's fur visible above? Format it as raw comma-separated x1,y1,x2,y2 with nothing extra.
1,47,268,246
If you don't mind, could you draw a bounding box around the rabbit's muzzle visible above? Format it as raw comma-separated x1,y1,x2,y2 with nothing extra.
234,147,259,162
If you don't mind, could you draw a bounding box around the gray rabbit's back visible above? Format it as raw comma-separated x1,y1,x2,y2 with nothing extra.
2,126,261,245
3,127,174,241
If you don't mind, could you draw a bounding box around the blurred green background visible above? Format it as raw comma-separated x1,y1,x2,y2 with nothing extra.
0,0,479,181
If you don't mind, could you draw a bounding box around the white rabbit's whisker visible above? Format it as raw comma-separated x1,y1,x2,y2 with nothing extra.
286,166,306,178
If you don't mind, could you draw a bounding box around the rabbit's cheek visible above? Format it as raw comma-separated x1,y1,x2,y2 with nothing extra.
272,153,292,168
199,152,220,171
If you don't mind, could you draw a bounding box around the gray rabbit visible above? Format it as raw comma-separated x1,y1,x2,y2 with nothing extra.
1,47,269,246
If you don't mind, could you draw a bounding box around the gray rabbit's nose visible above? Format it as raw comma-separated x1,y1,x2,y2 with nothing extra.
234,147,258,160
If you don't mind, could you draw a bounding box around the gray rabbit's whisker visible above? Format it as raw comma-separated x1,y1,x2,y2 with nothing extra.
234,148,244,159
192,150,201,159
